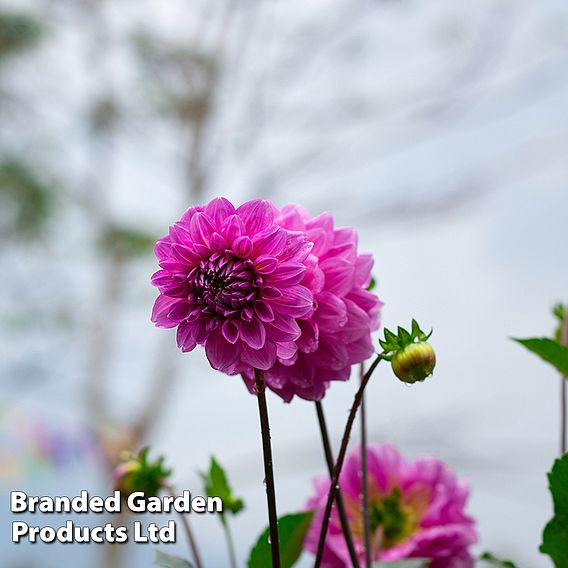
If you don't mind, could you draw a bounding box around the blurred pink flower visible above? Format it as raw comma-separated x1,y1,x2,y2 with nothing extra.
305,444,478,567
242,204,382,401
151,198,314,374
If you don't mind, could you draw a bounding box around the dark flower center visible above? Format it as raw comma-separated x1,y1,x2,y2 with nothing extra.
190,253,260,316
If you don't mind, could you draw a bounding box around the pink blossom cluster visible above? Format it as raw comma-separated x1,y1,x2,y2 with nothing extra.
151,198,382,401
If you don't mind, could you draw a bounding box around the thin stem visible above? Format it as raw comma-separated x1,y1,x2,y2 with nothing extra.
221,519,238,568
360,363,372,568
314,402,360,568
560,308,568,455
165,485,203,568
254,369,281,568
314,355,384,568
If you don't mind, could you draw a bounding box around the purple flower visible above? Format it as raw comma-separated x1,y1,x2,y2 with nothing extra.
242,204,382,401
151,198,314,374
304,444,478,567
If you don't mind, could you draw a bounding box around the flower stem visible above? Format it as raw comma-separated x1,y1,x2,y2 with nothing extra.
360,363,372,568
314,355,383,568
254,369,281,568
221,518,238,568
166,485,203,568
560,308,568,455
314,401,360,568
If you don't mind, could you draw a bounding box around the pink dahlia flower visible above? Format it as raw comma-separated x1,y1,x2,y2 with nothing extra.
151,198,314,373
242,204,382,401
305,444,478,567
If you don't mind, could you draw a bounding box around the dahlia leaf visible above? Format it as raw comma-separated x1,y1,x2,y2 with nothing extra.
541,516,568,568
512,337,568,376
247,511,313,568
479,551,518,567
200,457,244,517
154,550,193,568
372,560,429,568
540,453,568,567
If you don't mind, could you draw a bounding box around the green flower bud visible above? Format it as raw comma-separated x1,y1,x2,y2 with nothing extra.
391,341,436,384
379,319,436,384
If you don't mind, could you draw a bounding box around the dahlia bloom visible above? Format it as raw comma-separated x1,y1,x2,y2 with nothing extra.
151,198,314,374
242,204,382,401
151,198,381,401
305,444,478,567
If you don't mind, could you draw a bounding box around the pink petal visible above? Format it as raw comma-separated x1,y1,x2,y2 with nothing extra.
354,253,374,287
151,295,179,328
154,236,171,259
320,258,355,297
176,322,197,352
266,262,306,286
265,313,301,342
209,232,228,252
171,243,201,266
189,212,215,246
271,285,314,318
205,329,240,372
314,292,347,331
276,341,298,362
222,319,240,344
254,255,279,275
240,319,267,350
236,200,275,233
254,301,275,322
240,340,277,370
205,197,235,225
222,214,245,243
297,319,319,353
167,301,192,322
232,235,253,257
252,227,288,256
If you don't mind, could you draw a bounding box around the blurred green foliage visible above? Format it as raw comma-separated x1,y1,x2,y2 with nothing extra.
0,158,54,240
131,32,215,122
98,224,157,260
0,11,43,62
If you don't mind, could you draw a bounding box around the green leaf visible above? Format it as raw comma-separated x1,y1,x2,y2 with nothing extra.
200,457,244,516
512,337,568,377
154,550,193,568
548,453,568,514
540,453,568,567
479,551,518,567
367,276,376,291
541,516,568,568
372,560,429,568
247,511,313,568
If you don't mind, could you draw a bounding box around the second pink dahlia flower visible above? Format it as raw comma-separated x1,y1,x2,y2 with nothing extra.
304,444,478,567
242,204,382,401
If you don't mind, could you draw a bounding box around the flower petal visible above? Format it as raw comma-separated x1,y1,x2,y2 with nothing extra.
236,199,274,234
240,339,277,370
266,262,306,287
240,319,266,350
176,322,197,352
205,197,235,225
205,329,240,372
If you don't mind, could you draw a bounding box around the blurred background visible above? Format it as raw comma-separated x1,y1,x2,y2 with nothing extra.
1,0,567,566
